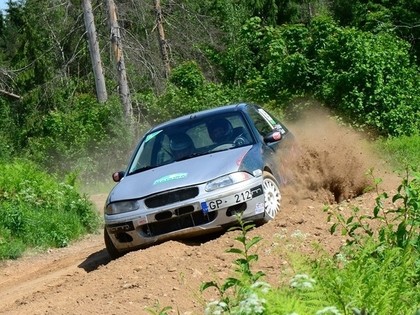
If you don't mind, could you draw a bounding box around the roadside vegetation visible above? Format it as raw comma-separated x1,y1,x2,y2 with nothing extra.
0,160,100,259
0,5,418,314
148,171,419,314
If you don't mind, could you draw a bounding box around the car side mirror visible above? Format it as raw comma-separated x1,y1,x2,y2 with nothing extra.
112,171,125,182
263,131,282,143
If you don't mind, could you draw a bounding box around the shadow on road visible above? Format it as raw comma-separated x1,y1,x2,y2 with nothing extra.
77,230,225,272
78,248,111,272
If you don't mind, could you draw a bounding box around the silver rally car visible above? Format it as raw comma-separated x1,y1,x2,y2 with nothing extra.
104,103,295,258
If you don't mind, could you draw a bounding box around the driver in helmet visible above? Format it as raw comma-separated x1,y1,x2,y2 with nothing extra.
207,118,234,145
170,133,194,160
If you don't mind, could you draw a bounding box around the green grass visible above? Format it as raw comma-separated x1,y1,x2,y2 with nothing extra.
375,133,420,171
0,159,101,260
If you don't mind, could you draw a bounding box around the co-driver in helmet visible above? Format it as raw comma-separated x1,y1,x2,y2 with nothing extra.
169,133,194,160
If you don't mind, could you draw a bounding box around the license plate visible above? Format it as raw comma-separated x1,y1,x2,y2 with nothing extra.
207,190,252,211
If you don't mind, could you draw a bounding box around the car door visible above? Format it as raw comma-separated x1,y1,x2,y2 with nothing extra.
246,105,290,184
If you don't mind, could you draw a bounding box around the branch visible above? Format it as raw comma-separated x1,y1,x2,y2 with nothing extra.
0,89,21,100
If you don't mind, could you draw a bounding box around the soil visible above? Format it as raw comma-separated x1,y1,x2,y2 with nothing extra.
0,107,402,315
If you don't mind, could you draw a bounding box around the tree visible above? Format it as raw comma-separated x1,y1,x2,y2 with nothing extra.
105,0,133,125
154,0,171,79
82,0,107,102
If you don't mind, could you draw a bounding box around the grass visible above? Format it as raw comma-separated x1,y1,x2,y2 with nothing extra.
0,159,101,260
375,133,420,171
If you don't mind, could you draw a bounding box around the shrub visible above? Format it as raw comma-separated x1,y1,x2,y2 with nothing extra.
0,159,101,260
313,20,420,136
25,95,131,186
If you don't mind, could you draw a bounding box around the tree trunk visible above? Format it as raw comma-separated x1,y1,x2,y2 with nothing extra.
154,0,171,79
82,0,108,102
105,0,133,125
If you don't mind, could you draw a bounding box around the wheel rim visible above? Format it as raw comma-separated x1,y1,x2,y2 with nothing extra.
262,177,281,219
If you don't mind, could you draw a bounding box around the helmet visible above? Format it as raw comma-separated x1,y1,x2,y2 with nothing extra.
207,118,233,143
170,133,193,153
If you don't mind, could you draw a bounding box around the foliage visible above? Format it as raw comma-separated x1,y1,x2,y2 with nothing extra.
320,170,420,313
312,240,419,314
0,98,17,160
329,0,420,63
325,169,419,251
134,77,246,124
375,133,420,172
0,159,101,260
201,216,271,314
145,302,176,315
169,61,205,94
24,93,132,186
312,19,420,136
205,15,419,136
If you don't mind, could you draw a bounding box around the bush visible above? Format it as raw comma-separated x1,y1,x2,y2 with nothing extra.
134,80,247,124
0,159,101,260
25,95,131,186
312,20,420,136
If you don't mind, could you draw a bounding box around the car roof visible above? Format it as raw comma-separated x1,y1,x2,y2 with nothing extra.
150,103,255,131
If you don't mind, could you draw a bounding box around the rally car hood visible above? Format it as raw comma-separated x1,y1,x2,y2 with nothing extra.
107,146,252,203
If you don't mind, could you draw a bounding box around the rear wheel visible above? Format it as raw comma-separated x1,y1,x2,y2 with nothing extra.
261,171,281,222
104,228,124,259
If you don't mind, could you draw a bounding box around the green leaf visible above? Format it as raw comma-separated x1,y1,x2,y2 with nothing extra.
200,281,219,292
245,236,262,250
226,248,243,255
221,278,241,291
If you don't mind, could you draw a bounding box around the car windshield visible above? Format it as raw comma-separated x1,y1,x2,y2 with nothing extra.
127,112,254,175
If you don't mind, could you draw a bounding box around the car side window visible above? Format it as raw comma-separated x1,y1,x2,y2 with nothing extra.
248,108,275,136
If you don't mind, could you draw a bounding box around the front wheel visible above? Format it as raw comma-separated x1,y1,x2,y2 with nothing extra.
261,172,281,223
104,227,124,259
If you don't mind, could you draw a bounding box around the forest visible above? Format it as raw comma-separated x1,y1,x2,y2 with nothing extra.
0,0,418,182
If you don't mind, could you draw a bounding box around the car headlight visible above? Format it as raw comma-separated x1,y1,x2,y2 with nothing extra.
106,200,141,215
205,172,252,192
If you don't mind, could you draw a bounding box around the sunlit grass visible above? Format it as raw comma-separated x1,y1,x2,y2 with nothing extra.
0,160,101,260
375,133,420,171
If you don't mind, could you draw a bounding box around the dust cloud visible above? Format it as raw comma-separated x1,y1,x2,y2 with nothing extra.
280,105,390,204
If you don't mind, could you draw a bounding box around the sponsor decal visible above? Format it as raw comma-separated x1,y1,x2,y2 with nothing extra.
250,185,263,198
153,172,188,185
255,202,264,214
107,221,135,233
258,108,277,126
135,216,148,226
144,130,163,143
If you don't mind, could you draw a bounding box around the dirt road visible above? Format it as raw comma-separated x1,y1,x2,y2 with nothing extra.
0,108,400,315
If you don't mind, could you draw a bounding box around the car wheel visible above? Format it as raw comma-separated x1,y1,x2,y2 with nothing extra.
261,171,281,222
104,227,124,259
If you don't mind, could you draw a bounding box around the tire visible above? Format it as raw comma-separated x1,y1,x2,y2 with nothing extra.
261,171,281,223
104,227,124,259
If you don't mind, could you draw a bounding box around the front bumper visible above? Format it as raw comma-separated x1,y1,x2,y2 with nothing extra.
104,176,266,251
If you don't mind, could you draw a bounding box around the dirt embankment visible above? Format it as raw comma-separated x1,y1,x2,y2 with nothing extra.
0,107,400,315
